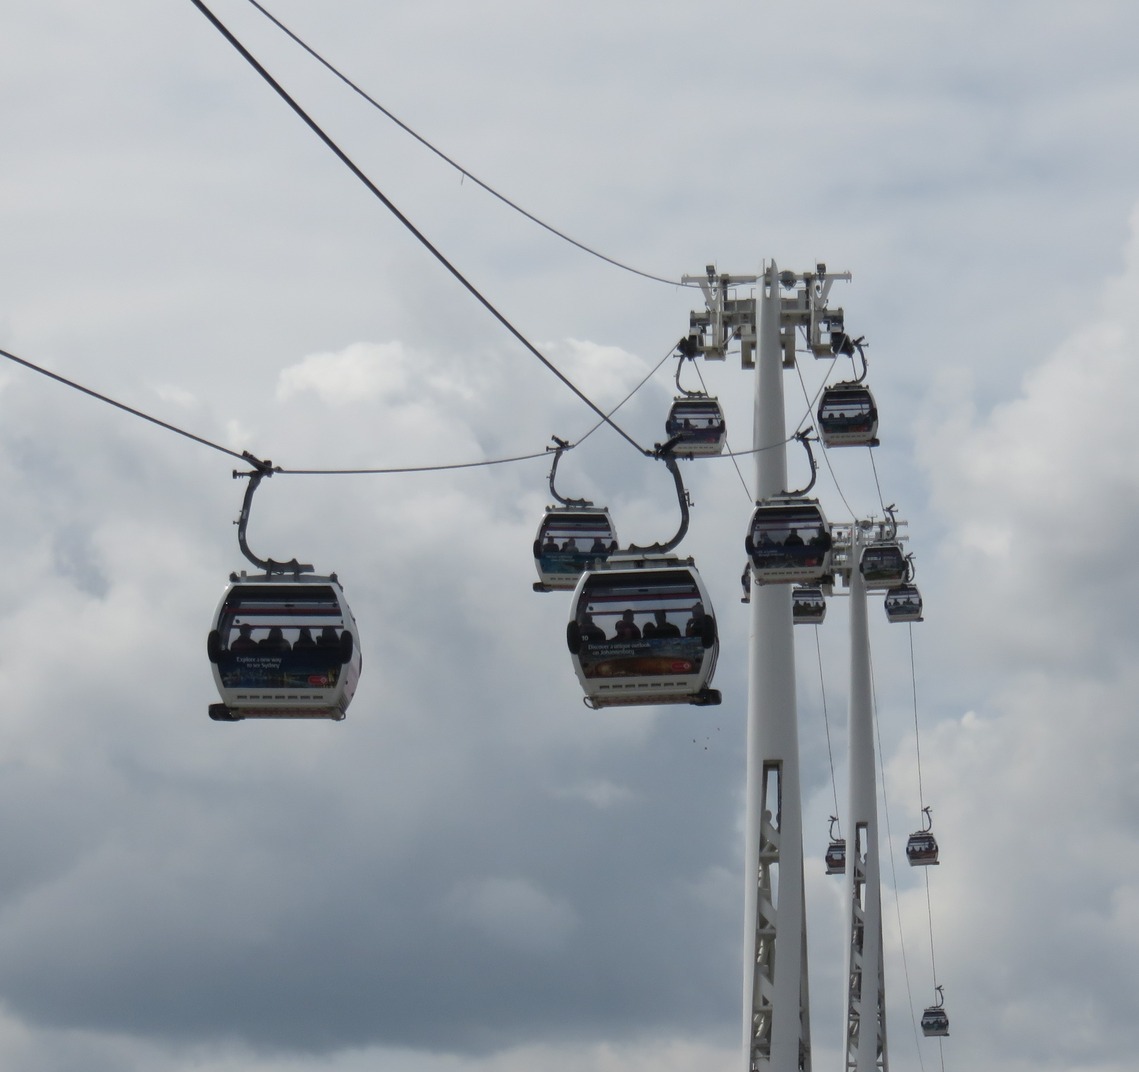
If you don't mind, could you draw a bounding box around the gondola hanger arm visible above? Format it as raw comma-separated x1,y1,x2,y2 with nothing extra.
545,436,592,508
626,445,690,554
233,454,313,576
782,430,819,497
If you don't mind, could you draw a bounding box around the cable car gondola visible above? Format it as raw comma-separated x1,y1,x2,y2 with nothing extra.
206,458,362,722
859,541,908,590
824,816,846,875
664,396,726,458
921,986,950,1037
532,437,618,592
207,573,361,721
817,383,879,448
745,498,833,585
792,586,827,624
906,806,940,866
884,583,924,623
566,553,721,709
533,507,617,592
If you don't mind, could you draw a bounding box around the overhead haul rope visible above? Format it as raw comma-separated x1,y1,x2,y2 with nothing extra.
0,346,249,464
188,0,652,459
908,620,944,1070
868,644,928,1072
0,346,557,475
242,0,687,289
812,624,842,830
794,351,859,520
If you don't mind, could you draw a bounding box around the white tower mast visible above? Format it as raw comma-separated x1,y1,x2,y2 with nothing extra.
842,530,888,1072
682,262,853,1072
742,264,811,1072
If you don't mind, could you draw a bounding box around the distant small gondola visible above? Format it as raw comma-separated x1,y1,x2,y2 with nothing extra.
566,553,721,709
860,542,908,590
817,383,879,448
884,583,924,623
207,573,362,721
906,806,940,866
745,499,833,585
792,585,827,624
534,507,618,592
825,816,846,875
921,987,950,1037
665,396,726,458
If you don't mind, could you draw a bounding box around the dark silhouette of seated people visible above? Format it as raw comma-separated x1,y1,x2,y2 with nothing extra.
590,537,608,553
317,626,340,647
230,623,257,651
685,603,708,637
613,609,641,640
579,613,606,643
784,528,804,547
644,609,680,639
542,535,559,552
294,626,317,649
562,537,579,553
259,626,291,651
808,526,831,550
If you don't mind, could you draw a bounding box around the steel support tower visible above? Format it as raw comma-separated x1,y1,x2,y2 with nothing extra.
842,535,888,1072
743,265,811,1072
684,262,890,1072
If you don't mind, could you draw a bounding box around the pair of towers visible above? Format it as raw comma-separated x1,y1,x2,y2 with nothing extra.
683,264,891,1072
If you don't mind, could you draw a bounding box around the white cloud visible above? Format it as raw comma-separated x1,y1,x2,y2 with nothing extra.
4,3,1139,1071
276,341,406,405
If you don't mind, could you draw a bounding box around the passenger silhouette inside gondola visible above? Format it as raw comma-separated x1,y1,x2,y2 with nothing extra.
784,529,804,547
645,609,680,639
685,603,707,636
294,626,316,649
613,609,641,640
230,623,257,651
579,613,605,643
543,535,558,552
260,626,290,651
809,526,831,549
318,626,339,646
562,537,579,552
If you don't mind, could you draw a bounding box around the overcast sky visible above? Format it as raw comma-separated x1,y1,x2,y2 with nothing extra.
2,2,1138,1071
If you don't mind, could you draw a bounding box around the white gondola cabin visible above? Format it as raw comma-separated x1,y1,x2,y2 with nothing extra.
207,574,362,721
533,507,618,592
792,586,827,624
921,989,950,1037
906,830,940,866
745,499,833,585
665,396,726,458
859,542,908,590
825,817,846,874
566,554,721,709
906,805,939,865
817,383,879,447
884,583,924,623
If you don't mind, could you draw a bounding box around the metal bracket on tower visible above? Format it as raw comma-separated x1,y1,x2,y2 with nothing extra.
681,265,759,366
774,263,852,368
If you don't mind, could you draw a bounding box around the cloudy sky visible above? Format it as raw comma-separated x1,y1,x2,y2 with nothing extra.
2,2,1138,1070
